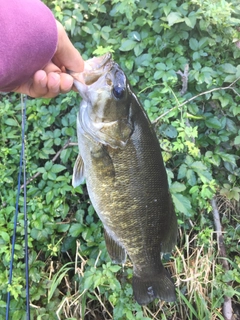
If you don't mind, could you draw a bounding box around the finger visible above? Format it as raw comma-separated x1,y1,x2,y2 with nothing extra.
29,70,60,98
43,61,61,74
14,63,75,98
53,21,84,73
28,71,60,98
59,73,74,93
47,72,61,93
34,70,47,88
41,72,73,97
14,70,49,98
30,70,48,97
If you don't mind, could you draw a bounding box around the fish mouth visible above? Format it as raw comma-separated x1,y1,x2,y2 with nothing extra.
70,53,113,86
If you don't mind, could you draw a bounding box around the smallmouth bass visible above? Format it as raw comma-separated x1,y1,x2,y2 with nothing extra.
71,54,177,305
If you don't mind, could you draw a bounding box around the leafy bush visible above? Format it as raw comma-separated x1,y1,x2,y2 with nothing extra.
1,0,240,319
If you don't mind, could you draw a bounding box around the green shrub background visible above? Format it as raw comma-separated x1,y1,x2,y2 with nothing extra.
0,0,240,319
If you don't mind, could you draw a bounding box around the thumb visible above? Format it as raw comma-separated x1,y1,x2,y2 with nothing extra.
52,21,84,73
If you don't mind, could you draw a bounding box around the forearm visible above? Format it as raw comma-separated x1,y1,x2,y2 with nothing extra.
0,0,58,92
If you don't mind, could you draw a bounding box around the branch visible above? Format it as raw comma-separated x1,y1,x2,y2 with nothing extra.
21,140,78,189
176,64,189,96
211,197,233,320
153,78,240,124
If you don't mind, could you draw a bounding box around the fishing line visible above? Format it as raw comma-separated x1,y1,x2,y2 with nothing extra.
6,94,30,320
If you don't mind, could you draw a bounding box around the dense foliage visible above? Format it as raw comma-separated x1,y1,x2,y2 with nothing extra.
0,0,240,319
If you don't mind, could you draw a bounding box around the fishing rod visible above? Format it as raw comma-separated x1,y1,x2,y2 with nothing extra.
6,95,30,320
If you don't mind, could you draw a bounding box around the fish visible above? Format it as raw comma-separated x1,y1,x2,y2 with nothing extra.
70,53,178,305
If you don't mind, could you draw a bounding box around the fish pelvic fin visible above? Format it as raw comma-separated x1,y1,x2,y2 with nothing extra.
104,229,126,264
72,154,85,187
132,266,176,305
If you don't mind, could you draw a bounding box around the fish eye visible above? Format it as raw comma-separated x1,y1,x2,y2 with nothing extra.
112,85,125,100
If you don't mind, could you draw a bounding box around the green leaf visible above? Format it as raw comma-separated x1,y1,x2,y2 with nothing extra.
119,39,136,52
134,44,143,57
234,136,240,145
33,219,43,230
185,15,196,28
172,193,192,216
190,161,207,171
129,31,141,41
46,190,54,205
37,167,46,174
178,164,187,179
156,62,166,70
160,124,178,138
109,265,121,273
224,74,237,83
221,63,236,74
186,169,197,186
167,12,183,26
102,26,112,33
4,118,19,126
1,231,10,242
57,224,69,233
48,264,73,302
198,37,209,49
45,161,53,171
83,274,94,290
193,52,200,60
189,38,199,51
47,172,57,180
69,223,84,237
205,117,222,129
219,153,237,166
170,182,186,193
51,164,66,173
153,70,164,80
82,22,95,34
93,276,103,288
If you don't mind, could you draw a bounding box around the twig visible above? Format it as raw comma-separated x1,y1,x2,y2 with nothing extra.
211,197,233,320
21,140,78,189
153,78,240,124
176,64,189,96
94,288,113,319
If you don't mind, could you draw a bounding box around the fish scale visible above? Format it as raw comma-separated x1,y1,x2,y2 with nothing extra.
71,54,177,305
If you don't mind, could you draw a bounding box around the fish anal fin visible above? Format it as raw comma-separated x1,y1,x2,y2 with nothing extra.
72,154,85,187
132,266,176,305
161,194,178,253
104,229,126,264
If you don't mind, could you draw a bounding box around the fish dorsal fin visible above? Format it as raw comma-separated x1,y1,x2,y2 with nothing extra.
104,229,126,264
72,154,85,187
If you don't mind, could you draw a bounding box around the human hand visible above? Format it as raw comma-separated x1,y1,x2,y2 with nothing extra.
13,21,84,98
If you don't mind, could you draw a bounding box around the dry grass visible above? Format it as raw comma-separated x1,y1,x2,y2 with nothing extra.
50,233,221,320
50,197,240,320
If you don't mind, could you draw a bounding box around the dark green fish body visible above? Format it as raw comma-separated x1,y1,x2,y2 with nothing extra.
72,54,177,305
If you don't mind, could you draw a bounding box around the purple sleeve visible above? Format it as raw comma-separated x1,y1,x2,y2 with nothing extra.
0,0,58,92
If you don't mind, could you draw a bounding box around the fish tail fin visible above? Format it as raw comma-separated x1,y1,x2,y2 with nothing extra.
132,266,176,305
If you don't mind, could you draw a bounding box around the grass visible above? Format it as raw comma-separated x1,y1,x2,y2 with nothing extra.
47,231,220,319
43,197,240,320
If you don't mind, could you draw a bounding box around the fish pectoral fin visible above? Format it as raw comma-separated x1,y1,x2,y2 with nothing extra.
104,229,126,264
100,119,133,149
72,154,85,187
91,146,116,178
